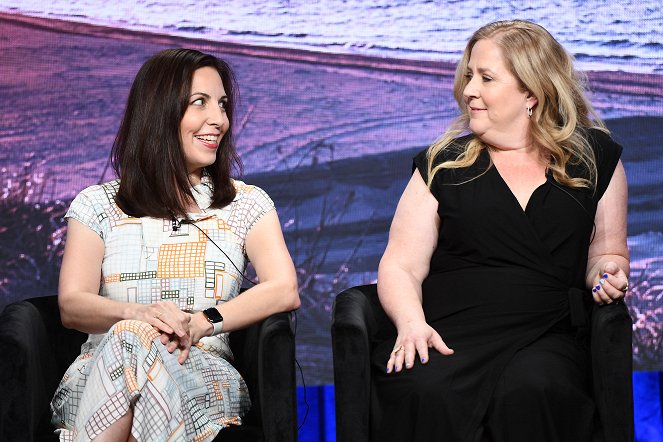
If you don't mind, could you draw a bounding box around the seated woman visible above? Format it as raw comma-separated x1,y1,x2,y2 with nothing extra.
374,20,629,442
51,48,300,441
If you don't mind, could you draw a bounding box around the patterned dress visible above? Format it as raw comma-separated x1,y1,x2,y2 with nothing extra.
51,177,274,442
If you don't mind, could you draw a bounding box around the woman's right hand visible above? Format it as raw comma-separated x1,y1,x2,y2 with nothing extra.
386,320,454,373
142,301,190,338
157,310,215,364
379,170,453,373
137,301,201,364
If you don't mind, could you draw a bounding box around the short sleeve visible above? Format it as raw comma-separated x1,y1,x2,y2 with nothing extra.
588,128,623,202
65,185,112,239
413,148,430,183
411,135,476,202
242,185,275,234
230,181,276,249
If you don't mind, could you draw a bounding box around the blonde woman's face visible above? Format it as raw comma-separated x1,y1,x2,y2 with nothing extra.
462,38,537,149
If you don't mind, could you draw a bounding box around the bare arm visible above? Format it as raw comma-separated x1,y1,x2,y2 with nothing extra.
59,219,188,336
378,170,453,373
189,209,300,338
585,160,630,304
62,209,298,365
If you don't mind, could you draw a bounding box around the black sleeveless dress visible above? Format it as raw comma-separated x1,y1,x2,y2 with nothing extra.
371,128,623,442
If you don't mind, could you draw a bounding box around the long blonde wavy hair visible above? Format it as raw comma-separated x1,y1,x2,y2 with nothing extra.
427,20,606,189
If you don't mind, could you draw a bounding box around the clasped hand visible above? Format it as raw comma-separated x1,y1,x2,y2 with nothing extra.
142,301,200,364
386,320,454,374
591,261,629,305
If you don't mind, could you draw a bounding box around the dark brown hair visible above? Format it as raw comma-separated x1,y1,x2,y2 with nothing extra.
111,48,242,218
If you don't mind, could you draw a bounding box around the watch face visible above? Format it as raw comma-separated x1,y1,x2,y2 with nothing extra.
204,307,223,323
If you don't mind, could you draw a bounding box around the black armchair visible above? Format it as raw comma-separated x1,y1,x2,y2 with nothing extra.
331,284,634,442
0,295,297,442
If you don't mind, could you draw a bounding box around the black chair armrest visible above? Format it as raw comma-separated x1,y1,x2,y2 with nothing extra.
331,285,379,442
0,300,56,441
0,296,85,442
258,312,297,442
591,301,634,442
230,312,297,442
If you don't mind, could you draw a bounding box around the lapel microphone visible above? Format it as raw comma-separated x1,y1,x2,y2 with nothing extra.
172,218,191,231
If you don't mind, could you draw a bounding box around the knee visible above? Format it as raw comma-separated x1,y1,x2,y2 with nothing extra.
498,369,555,403
110,320,160,346
378,362,451,403
496,358,580,406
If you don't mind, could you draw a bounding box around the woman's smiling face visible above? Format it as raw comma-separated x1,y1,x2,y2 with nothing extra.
179,66,229,181
463,38,537,149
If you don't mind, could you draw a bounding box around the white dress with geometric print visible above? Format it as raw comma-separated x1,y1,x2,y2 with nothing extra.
51,177,274,442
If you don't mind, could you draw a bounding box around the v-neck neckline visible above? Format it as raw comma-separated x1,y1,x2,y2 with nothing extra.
486,151,550,213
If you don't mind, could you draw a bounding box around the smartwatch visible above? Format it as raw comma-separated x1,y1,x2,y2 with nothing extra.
202,307,224,336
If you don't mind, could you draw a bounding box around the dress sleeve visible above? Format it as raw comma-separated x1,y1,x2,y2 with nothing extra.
232,183,276,247
412,148,430,183
589,128,624,203
244,185,275,233
65,186,109,239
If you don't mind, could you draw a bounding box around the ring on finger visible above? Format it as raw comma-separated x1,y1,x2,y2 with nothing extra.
620,280,629,293
392,345,404,355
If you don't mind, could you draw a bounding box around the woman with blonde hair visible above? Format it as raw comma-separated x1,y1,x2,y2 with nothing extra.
374,20,628,441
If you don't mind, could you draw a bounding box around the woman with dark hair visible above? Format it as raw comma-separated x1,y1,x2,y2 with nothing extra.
51,48,300,441
373,20,628,441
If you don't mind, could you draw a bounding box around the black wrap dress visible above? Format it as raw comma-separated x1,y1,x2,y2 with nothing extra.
371,128,623,442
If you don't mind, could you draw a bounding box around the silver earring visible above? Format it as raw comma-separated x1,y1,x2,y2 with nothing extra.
527,107,533,118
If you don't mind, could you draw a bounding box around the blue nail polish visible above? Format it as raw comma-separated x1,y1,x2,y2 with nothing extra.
421,358,426,363
595,285,601,290
592,288,596,293
599,278,606,285
386,367,391,373
603,273,608,278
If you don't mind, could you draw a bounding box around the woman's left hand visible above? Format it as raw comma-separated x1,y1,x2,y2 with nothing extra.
591,261,629,305
159,327,193,364
151,302,195,364
158,311,214,364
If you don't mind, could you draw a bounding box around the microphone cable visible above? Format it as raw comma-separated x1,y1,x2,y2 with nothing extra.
180,218,310,431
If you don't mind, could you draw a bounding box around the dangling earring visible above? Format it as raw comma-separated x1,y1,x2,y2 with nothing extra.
527,107,533,118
